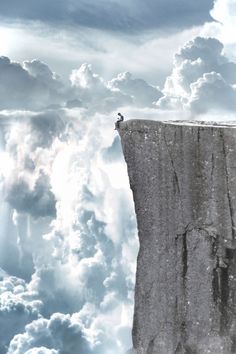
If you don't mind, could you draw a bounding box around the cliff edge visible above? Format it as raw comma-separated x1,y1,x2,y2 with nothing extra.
119,119,236,354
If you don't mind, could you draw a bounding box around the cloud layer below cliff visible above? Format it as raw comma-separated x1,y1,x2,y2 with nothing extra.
0,100,139,353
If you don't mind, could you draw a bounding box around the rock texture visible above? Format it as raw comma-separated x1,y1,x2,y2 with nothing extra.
119,120,236,354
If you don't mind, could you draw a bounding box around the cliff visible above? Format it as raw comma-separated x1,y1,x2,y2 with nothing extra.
119,119,236,354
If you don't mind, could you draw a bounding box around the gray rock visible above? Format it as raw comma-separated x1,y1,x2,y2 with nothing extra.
119,119,236,354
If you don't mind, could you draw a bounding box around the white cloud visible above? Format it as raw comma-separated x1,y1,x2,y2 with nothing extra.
203,0,236,46
69,63,162,113
25,348,58,354
108,71,162,107
70,63,132,113
7,313,86,354
2,111,66,218
0,57,65,110
0,104,138,353
200,0,236,65
0,56,164,114
187,71,236,113
7,306,133,354
157,36,236,114
23,60,60,87
0,276,41,352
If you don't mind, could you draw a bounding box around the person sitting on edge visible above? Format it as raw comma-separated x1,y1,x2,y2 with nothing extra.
115,112,124,129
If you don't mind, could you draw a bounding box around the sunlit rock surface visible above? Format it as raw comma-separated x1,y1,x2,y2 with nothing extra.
119,119,236,354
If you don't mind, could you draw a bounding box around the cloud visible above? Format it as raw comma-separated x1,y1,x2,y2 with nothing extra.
2,111,66,218
102,136,123,163
70,63,132,113
5,174,56,218
7,313,89,354
108,72,162,107
0,0,214,33
0,103,138,353
29,112,65,148
0,55,157,113
6,297,133,354
0,267,8,279
23,60,61,90
0,22,202,90
0,276,41,352
0,56,161,113
25,348,58,354
65,99,83,109
187,72,236,113
157,36,236,113
202,0,236,47
0,110,67,280
70,64,162,113
0,57,64,110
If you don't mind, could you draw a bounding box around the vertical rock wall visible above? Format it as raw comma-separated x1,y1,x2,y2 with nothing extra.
119,120,236,354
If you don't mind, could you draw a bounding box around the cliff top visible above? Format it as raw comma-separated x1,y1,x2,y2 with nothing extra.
118,119,236,131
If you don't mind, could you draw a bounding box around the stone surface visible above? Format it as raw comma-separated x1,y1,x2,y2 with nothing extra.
119,119,236,354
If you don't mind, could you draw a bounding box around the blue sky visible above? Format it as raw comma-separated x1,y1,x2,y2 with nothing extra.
1,0,236,353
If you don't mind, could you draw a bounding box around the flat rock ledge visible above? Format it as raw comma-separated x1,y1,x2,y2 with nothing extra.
119,119,236,354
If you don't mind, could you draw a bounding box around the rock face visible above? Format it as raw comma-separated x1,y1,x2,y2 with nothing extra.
119,120,236,354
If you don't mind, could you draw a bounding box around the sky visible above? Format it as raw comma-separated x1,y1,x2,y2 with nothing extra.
1,0,236,353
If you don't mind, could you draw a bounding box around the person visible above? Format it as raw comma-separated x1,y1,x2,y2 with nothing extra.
115,112,124,129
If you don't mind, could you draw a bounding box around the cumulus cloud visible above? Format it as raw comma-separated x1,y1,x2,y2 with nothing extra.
23,60,60,87
70,63,132,113
0,92,138,353
157,36,236,114
0,57,64,110
0,0,214,33
7,301,134,354
0,56,160,113
7,313,89,354
69,63,161,113
0,276,41,352
202,0,236,47
187,71,236,113
108,71,162,107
